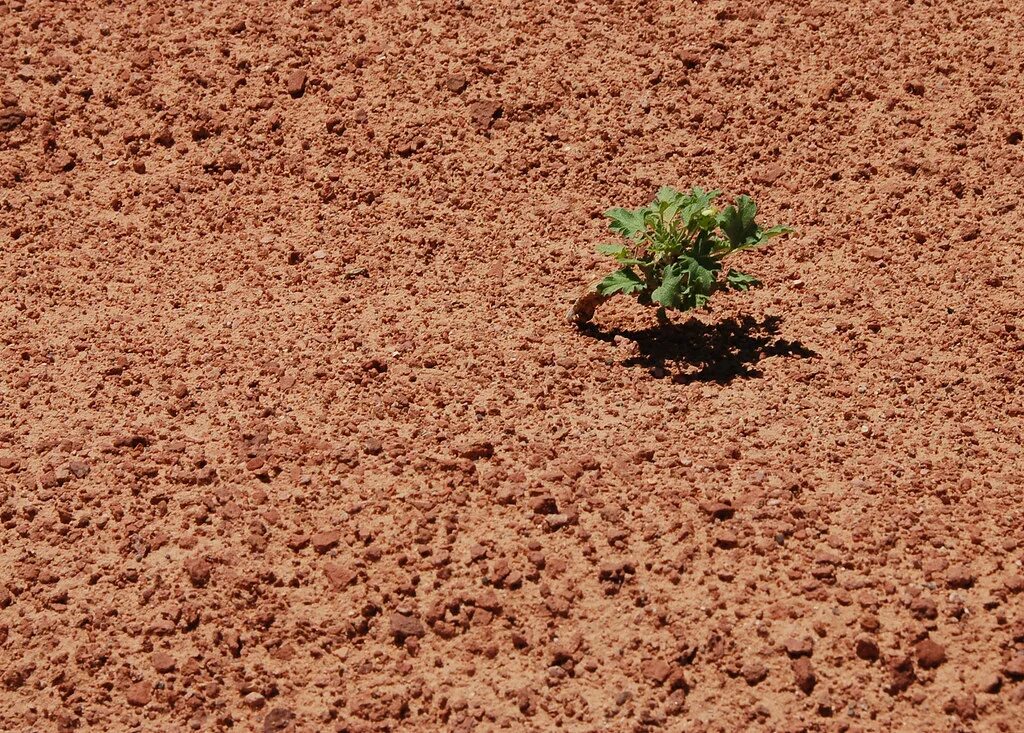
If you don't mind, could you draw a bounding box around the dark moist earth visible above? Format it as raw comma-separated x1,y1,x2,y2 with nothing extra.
2,0,1023,731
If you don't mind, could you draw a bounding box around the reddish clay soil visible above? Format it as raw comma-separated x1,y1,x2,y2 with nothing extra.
2,0,1024,731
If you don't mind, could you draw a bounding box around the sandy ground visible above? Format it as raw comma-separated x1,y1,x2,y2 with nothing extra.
2,0,1023,731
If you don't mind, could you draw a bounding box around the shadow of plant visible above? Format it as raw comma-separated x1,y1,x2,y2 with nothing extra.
584,315,817,384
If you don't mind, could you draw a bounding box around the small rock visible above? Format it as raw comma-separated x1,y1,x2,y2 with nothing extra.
467,100,503,129
390,612,425,642
863,246,886,261
544,514,569,532
915,638,946,669
698,500,735,520
977,672,1002,693
155,127,175,147
753,164,784,185
910,596,938,620
714,530,738,549
323,562,357,589
792,658,816,694
0,107,26,132
126,681,151,707
445,74,467,93
1004,574,1024,593
151,652,176,673
311,530,341,554
854,635,879,662
244,692,266,709
264,708,295,733
641,659,672,685
183,557,212,587
1003,654,1024,680
741,661,768,686
783,636,814,658
68,460,90,479
946,565,975,589
943,694,977,720
457,440,494,460
286,69,307,98
887,654,916,694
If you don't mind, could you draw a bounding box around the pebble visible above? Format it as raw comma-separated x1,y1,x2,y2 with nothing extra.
945,565,975,589
887,655,916,694
1004,575,1024,593
390,612,425,642
1002,655,1024,680
467,101,503,129
783,636,814,658
0,107,26,132
714,530,738,549
641,659,671,685
854,636,879,662
445,74,468,93
753,164,784,185
323,562,357,589
457,440,494,460
286,69,307,98
910,596,938,620
792,658,816,694
977,672,1002,693
263,708,295,733
126,681,151,707
741,661,768,686
311,530,341,554
915,639,946,669
151,652,176,673
698,500,735,520
183,557,212,587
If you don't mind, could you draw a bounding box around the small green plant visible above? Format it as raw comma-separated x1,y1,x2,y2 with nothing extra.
569,186,791,325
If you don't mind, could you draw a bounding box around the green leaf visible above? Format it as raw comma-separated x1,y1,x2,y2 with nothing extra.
679,188,721,229
686,257,718,294
655,186,682,204
650,262,688,310
726,269,761,291
718,195,759,248
595,243,629,257
757,225,793,242
595,268,646,297
604,207,648,240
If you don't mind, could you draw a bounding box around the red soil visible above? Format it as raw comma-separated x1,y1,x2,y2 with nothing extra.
2,0,1023,731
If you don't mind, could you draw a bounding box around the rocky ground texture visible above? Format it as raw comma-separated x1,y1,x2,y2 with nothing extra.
2,0,1023,731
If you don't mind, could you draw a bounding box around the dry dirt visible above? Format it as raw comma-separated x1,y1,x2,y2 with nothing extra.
2,0,1024,731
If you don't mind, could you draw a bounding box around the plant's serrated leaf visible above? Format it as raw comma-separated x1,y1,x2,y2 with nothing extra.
595,243,629,257
758,225,793,241
650,262,688,310
680,188,722,229
718,195,759,247
688,257,720,292
726,268,761,291
694,293,711,309
655,186,682,204
605,207,648,240
595,268,646,297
